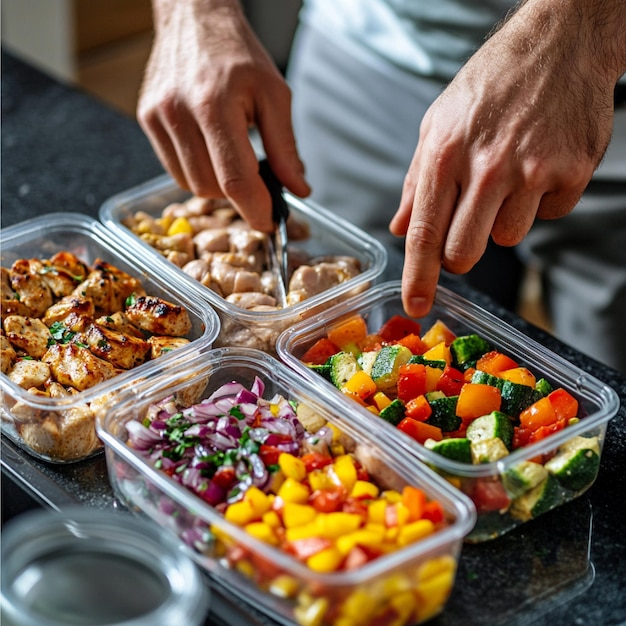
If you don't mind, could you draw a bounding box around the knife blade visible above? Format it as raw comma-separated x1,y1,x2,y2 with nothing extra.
258,158,290,307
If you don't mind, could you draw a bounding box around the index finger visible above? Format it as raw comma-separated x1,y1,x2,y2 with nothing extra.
401,162,459,318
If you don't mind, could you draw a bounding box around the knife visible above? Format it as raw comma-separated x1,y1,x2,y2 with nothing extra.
258,158,290,307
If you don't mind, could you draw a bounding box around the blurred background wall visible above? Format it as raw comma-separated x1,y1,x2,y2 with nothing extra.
1,0,302,116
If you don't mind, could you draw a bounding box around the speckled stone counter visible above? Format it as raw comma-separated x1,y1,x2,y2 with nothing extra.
2,50,626,626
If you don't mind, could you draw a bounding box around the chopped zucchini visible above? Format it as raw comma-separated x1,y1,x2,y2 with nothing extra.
426,395,461,432
534,377,553,398
308,363,332,381
502,461,549,498
328,351,360,389
470,437,509,464
466,411,515,450
357,350,378,375
510,474,564,522
425,437,472,463
450,334,491,370
545,436,601,492
500,379,537,417
370,345,412,391
425,390,446,401
378,398,406,426
408,354,448,369
470,370,504,390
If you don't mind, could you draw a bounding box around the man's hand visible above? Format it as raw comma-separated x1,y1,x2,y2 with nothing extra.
390,0,626,317
137,0,310,231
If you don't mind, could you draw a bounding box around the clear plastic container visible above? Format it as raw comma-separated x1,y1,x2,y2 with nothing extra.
99,175,387,353
0,507,210,626
96,346,476,626
0,213,220,463
275,281,620,542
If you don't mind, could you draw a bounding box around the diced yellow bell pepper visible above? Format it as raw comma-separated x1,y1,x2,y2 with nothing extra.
382,490,402,504
307,546,343,573
283,502,317,528
294,596,329,626
422,341,452,365
224,500,257,526
278,477,311,503
166,216,193,236
332,455,357,491
308,469,334,491
316,512,362,539
244,521,279,545
425,365,444,392
372,391,392,411
368,499,387,524
279,453,307,481
350,479,379,499
336,528,385,555
269,574,300,599
244,485,271,517
262,510,282,528
397,519,435,547
342,370,377,399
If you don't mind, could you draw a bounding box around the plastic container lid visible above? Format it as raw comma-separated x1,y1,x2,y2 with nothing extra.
1,508,210,626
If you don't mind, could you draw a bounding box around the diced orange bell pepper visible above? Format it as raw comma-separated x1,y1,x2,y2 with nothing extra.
500,367,536,387
455,383,502,420
397,417,443,444
421,320,456,349
397,363,427,402
475,350,519,375
301,337,339,365
401,485,426,521
360,333,384,352
547,388,579,421
425,366,444,392
404,394,432,422
343,370,377,400
327,316,368,350
422,341,452,365
396,333,428,355
378,315,422,342
519,396,557,431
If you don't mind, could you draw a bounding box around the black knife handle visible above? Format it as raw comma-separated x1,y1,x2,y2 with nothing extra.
258,158,290,222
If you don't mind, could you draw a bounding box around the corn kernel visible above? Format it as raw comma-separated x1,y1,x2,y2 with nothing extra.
283,502,317,528
307,546,343,573
166,216,193,236
397,519,434,547
279,453,307,481
244,521,279,545
350,480,379,499
278,477,311,503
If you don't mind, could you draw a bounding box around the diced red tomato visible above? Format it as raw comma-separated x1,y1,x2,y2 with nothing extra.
343,546,381,570
436,365,465,396
378,315,422,342
301,452,334,472
471,479,511,513
422,500,445,524
404,395,432,421
301,337,339,365
212,465,236,488
341,498,369,521
397,363,427,402
287,537,333,560
528,418,568,444
310,488,344,513
547,388,579,421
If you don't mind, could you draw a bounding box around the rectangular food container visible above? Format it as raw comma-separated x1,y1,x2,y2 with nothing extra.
99,174,387,354
96,346,476,626
276,281,620,542
0,213,220,463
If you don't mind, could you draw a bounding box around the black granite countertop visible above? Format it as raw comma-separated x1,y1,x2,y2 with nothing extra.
2,49,626,626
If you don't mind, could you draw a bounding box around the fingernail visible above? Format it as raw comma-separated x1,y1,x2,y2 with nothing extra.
406,296,429,317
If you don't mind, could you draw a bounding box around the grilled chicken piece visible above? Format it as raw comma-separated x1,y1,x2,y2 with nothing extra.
49,251,90,281
43,295,95,327
15,383,100,460
125,296,192,336
3,315,51,359
7,259,54,318
187,212,236,233
225,292,278,310
84,323,152,370
95,311,145,339
1,334,17,374
229,227,266,256
43,342,119,391
181,259,223,294
193,228,231,254
165,250,192,268
287,257,361,305
72,259,146,314
147,335,190,359
38,252,89,297
1,267,32,319
123,211,166,236
7,358,51,389
140,232,195,259
210,264,263,296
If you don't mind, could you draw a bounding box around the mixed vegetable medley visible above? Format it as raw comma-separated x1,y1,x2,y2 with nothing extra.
126,377,458,626
300,314,601,527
